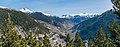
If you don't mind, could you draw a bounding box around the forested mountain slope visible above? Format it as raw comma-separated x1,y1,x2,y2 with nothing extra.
0,8,49,34
72,10,120,39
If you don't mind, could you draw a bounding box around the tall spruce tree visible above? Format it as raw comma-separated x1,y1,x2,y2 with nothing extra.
95,26,106,47
65,33,71,47
27,32,42,47
94,26,116,47
43,34,51,47
105,0,120,47
111,0,120,18
74,32,83,47
88,39,95,47
1,13,27,47
107,20,120,47
39,42,42,47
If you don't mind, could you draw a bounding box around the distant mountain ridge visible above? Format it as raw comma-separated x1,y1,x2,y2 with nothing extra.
29,12,66,30
72,10,120,39
28,11,93,30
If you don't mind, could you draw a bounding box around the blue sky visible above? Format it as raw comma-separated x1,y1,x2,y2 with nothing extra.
0,0,113,16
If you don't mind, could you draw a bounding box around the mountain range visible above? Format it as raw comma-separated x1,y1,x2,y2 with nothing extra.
72,10,120,39
0,6,118,46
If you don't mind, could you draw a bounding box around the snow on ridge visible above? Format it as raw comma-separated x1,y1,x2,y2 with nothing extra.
70,13,101,16
0,6,8,8
0,6,14,10
19,8,33,13
42,12,51,16
59,13,101,18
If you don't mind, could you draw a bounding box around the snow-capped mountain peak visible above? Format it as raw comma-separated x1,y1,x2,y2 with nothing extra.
60,13,101,18
70,13,101,18
0,6,13,10
19,8,33,13
0,6,8,8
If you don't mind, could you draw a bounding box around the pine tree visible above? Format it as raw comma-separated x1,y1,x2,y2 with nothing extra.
111,0,120,18
27,32,42,47
107,19,120,47
66,42,71,47
1,13,27,47
20,38,27,47
95,26,106,47
94,26,116,47
66,33,70,43
2,13,16,47
28,32,34,46
65,33,75,47
88,39,95,47
0,13,44,47
39,42,42,47
34,40,39,47
74,32,83,47
104,39,116,47
43,34,51,47
65,33,71,47
108,0,120,47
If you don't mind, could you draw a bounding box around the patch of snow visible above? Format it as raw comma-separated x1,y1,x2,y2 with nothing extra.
42,12,51,16
0,6,8,8
19,8,33,13
0,6,12,10
71,13,101,16
59,13,101,18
